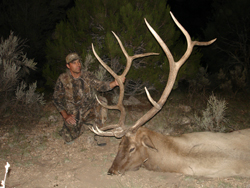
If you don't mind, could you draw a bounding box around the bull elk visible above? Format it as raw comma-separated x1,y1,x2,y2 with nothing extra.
90,12,250,177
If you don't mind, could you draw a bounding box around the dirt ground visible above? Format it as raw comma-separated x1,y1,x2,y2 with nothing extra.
1,99,250,188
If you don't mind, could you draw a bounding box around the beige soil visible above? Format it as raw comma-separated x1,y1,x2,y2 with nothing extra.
0,101,250,188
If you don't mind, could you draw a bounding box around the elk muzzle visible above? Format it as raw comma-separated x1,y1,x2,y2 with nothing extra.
107,166,122,175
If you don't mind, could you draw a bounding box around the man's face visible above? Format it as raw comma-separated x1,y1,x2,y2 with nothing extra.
66,59,81,74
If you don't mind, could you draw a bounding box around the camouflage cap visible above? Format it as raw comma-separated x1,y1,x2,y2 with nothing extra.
65,53,80,64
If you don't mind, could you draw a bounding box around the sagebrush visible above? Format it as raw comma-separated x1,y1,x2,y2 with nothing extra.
0,32,45,124
194,94,227,132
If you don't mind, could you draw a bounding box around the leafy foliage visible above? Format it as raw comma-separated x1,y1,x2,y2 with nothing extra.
0,32,45,124
44,0,203,92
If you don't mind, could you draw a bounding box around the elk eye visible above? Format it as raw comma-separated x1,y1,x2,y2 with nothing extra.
129,147,135,153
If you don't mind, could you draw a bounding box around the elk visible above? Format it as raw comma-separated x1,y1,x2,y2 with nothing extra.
90,12,250,177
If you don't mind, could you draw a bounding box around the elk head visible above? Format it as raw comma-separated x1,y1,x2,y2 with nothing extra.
90,12,216,175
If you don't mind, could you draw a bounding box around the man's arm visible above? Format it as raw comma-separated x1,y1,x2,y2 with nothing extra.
109,77,126,89
53,76,76,125
109,80,118,89
87,71,125,92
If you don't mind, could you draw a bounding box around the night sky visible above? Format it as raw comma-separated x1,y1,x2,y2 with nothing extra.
0,0,212,62
168,0,212,37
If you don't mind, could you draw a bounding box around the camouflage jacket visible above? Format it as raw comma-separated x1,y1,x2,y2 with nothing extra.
53,69,111,115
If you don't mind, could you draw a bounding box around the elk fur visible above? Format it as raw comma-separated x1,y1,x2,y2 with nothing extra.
108,127,250,177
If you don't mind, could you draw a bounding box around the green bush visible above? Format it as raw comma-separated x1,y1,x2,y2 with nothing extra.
44,0,203,93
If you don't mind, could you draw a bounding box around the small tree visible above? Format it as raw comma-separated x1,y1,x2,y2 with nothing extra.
44,0,203,93
0,32,45,124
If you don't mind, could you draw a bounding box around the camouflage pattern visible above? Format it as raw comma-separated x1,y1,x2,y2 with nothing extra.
65,53,80,64
53,69,111,142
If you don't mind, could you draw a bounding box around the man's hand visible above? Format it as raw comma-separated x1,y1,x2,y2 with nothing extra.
65,114,76,125
60,110,76,125
110,77,126,89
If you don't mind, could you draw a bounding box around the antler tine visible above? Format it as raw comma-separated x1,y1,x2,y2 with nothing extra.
111,31,159,77
92,43,120,82
89,125,124,137
91,43,126,137
129,12,216,133
169,11,217,67
144,87,161,110
91,32,158,138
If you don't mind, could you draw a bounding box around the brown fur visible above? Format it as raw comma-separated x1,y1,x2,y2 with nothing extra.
108,127,250,177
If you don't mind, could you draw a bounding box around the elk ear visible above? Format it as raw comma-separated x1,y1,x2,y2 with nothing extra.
142,135,158,152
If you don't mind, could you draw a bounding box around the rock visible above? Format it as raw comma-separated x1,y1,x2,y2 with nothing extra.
123,96,142,106
48,115,57,122
179,105,192,113
86,136,95,147
0,132,9,140
180,116,191,125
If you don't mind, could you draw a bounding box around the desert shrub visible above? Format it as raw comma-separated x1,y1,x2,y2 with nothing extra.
194,94,227,132
217,66,247,96
0,32,45,125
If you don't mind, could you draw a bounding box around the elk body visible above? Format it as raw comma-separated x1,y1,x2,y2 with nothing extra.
108,127,250,177
90,12,250,178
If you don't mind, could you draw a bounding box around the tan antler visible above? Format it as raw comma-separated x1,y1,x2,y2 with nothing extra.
90,31,159,138
128,12,216,133
90,11,216,137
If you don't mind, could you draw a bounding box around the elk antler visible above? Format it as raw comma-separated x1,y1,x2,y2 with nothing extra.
128,12,216,133
90,12,216,138
90,31,159,138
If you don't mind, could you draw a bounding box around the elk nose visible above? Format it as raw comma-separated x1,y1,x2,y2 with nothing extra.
107,171,113,175
107,168,115,175
107,168,120,175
